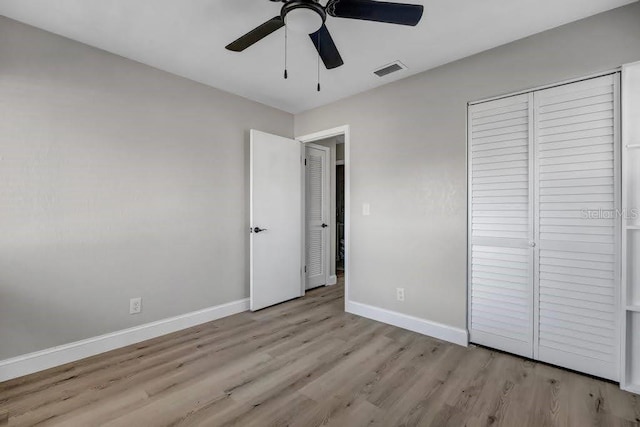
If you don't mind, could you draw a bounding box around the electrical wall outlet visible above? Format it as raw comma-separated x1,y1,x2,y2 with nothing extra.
129,297,142,314
362,203,370,216
396,288,405,302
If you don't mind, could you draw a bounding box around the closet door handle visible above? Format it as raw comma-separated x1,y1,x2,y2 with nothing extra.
529,241,536,248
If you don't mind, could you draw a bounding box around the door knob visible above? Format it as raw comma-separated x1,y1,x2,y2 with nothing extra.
253,227,268,233
321,223,328,228
529,241,536,247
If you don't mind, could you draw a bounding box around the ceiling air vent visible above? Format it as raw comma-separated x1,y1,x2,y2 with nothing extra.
373,61,407,77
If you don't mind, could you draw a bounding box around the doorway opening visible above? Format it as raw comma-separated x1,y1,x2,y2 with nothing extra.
336,146,345,276
298,126,350,309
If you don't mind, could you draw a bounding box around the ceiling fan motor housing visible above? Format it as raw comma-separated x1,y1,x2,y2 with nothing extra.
281,0,326,34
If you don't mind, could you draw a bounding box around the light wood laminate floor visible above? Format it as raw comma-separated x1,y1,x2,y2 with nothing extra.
1,280,639,426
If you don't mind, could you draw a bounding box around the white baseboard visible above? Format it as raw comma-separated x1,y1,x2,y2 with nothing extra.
0,298,249,383
622,384,640,395
327,275,338,286
345,300,468,347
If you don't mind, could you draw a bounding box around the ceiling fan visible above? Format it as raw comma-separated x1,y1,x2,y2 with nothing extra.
225,0,424,70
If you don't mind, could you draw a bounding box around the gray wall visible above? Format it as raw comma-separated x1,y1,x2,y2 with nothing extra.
295,3,640,329
0,16,293,360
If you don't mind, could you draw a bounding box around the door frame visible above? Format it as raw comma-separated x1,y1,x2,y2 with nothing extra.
297,125,350,309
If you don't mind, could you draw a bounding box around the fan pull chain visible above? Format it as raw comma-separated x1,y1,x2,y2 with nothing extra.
284,25,288,79
317,32,321,92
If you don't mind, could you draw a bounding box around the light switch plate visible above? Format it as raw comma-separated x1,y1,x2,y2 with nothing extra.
363,203,370,216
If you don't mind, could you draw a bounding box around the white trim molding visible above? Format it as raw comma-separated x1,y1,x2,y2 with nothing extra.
0,298,249,383
623,384,640,395
346,300,469,347
327,275,338,286
468,68,621,106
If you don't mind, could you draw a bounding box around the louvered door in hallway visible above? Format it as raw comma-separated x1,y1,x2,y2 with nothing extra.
305,143,330,290
468,73,620,381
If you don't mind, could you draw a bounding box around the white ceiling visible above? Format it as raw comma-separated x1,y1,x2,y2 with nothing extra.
0,0,635,113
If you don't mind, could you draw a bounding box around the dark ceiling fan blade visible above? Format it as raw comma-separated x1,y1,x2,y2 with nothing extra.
326,0,423,26
309,24,344,69
225,16,284,52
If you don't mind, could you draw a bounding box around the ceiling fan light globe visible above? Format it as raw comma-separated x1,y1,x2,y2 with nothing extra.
284,8,323,34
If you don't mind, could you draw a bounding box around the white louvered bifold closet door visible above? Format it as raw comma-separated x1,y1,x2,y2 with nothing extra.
469,74,620,381
469,93,535,358
534,74,620,381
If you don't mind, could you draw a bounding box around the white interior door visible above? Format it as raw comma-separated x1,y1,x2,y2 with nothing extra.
534,74,620,381
250,130,303,311
305,143,330,290
468,93,535,359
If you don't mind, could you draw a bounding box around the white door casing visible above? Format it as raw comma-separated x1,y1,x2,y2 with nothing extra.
250,130,304,311
621,61,640,394
296,124,351,312
305,143,331,290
